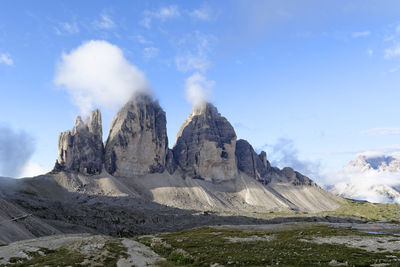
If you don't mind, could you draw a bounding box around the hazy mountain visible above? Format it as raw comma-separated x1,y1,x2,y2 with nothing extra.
329,154,400,203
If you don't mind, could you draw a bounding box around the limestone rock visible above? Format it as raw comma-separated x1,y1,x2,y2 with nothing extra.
173,103,237,180
235,139,271,184
54,110,104,175
104,94,169,177
280,167,315,186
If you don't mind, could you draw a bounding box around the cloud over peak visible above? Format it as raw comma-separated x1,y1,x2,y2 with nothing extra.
54,40,149,116
185,72,214,107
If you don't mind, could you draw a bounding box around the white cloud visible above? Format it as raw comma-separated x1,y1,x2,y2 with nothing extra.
93,13,116,30
385,44,400,58
143,47,159,59
0,53,13,66
54,40,149,116
189,7,212,21
185,72,214,107
54,21,80,35
141,5,180,29
362,127,400,135
352,31,371,38
19,161,50,178
367,49,374,56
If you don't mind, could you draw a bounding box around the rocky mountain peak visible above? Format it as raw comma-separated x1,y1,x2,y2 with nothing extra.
104,93,169,177
54,109,104,175
173,102,238,180
346,154,400,172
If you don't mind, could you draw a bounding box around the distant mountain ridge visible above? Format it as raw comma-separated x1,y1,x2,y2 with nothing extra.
329,154,400,203
345,155,400,172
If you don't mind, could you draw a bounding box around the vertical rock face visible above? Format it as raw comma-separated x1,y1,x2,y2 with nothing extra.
235,139,271,184
54,109,104,175
104,94,169,177
173,103,238,180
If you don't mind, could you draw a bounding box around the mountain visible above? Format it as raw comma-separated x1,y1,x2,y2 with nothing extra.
0,94,341,243
104,94,170,176
329,154,400,203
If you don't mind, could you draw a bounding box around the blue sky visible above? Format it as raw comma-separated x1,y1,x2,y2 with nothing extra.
1,0,400,184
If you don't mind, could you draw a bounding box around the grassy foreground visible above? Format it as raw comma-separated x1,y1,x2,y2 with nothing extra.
137,224,400,266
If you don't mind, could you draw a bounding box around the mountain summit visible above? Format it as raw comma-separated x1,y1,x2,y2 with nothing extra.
104,94,170,177
173,102,238,180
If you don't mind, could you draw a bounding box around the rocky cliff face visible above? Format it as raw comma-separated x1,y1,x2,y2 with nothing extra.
235,139,271,184
173,103,237,180
54,109,104,175
104,94,169,177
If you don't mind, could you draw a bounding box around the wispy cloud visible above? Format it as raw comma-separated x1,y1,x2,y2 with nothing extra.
93,13,116,30
362,127,400,135
174,31,215,73
134,35,153,45
54,21,80,35
352,31,371,38
143,47,159,59
330,146,400,156
385,44,400,59
261,138,321,180
0,53,13,66
189,7,213,21
141,5,180,29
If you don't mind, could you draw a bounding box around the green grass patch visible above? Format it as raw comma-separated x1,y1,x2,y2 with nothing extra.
144,225,400,266
322,199,400,221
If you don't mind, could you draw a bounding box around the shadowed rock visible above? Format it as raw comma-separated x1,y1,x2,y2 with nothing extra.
173,103,237,180
235,139,271,184
104,94,169,177
54,110,104,175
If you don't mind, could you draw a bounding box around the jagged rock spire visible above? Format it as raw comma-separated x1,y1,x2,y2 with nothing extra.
104,93,170,177
173,103,238,180
54,109,104,175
